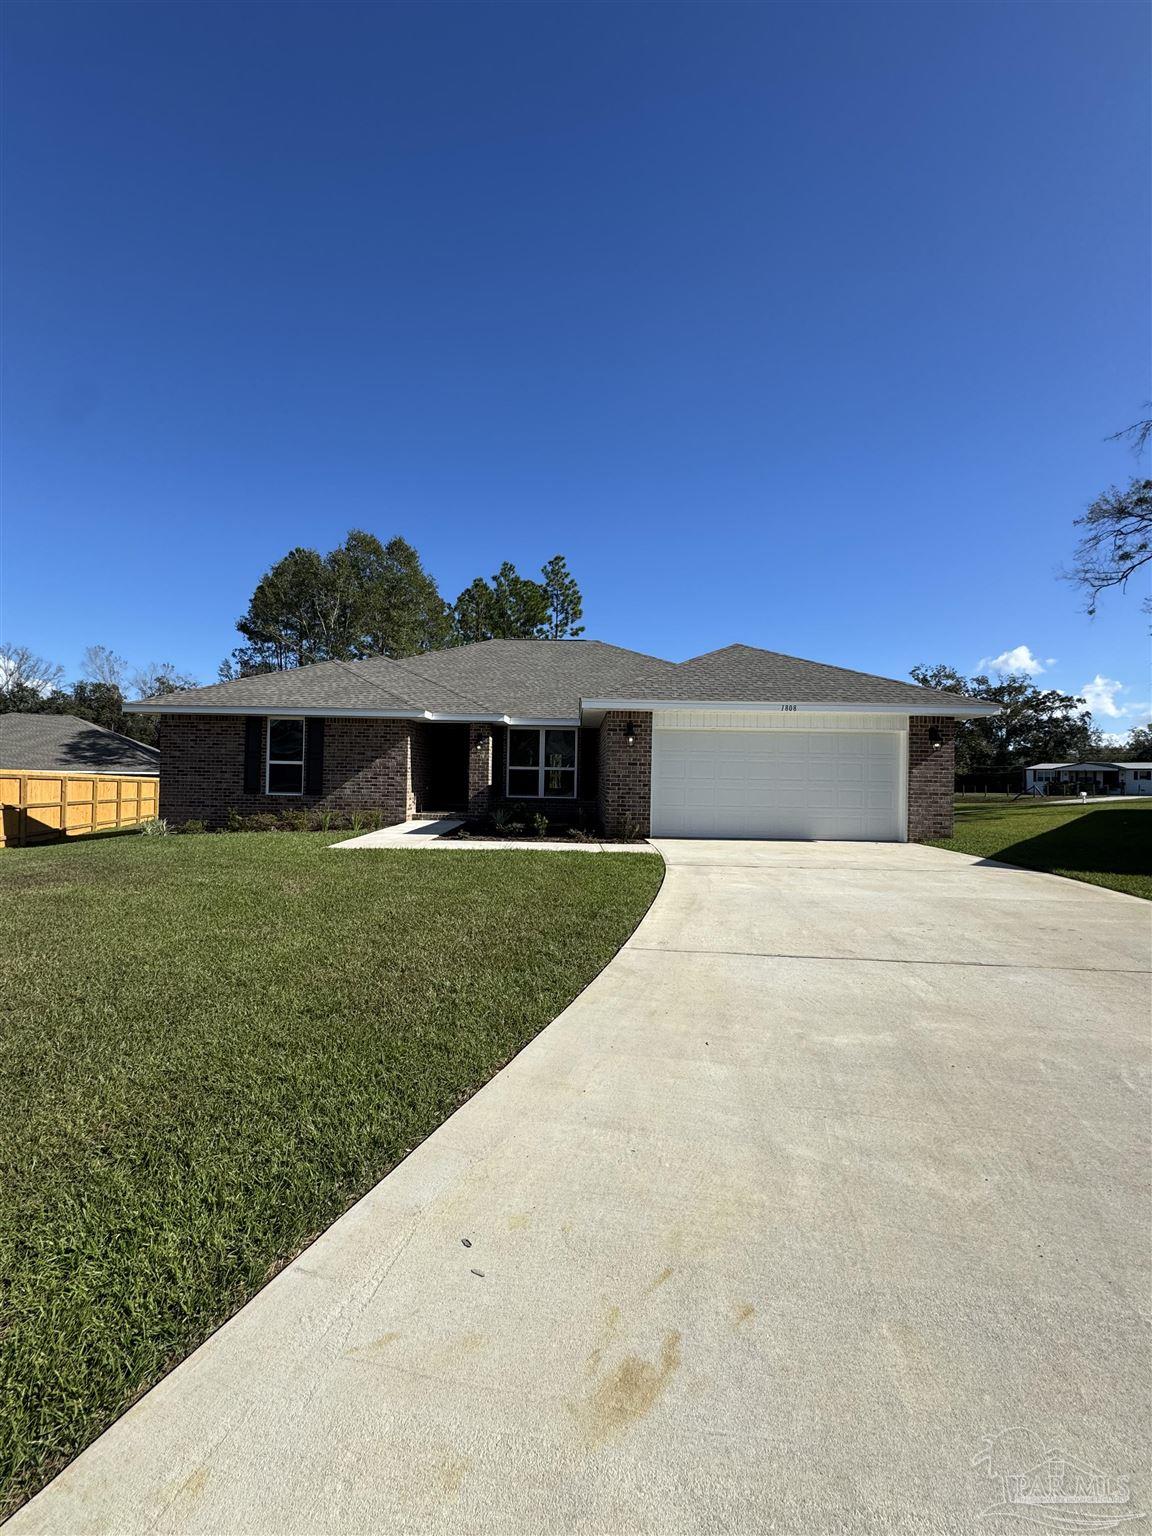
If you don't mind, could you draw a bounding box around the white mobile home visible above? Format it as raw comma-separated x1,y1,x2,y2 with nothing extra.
1024,761,1152,795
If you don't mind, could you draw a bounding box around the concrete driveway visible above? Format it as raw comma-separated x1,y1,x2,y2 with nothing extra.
10,842,1150,1535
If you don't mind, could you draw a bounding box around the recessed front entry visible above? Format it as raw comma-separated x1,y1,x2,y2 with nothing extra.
650,720,905,840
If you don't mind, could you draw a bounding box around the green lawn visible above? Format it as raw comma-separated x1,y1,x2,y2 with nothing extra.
931,799,1152,900
0,833,663,1516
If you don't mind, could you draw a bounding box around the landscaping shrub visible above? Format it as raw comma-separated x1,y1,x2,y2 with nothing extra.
241,813,280,833
214,807,379,835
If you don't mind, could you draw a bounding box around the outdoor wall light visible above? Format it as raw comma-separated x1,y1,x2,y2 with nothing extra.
928,725,943,751
626,720,637,745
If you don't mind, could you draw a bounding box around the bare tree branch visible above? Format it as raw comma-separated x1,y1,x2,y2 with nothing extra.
1066,478,1152,615
1107,406,1152,458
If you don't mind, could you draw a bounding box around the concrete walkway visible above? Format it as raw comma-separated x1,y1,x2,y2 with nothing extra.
332,818,657,853
10,842,1150,1534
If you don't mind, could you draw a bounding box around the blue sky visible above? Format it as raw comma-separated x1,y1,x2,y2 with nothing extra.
2,1,1148,733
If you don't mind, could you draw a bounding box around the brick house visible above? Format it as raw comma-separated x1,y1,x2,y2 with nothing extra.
126,640,998,841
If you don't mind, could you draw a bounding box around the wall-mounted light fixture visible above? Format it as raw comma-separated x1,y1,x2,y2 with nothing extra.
928,725,943,751
475,727,491,751
626,720,637,745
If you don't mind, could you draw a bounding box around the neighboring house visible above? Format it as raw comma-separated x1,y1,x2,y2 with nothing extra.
0,713,160,847
125,640,998,842
1024,761,1152,796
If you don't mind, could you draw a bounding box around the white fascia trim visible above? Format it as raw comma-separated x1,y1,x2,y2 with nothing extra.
505,717,580,727
122,701,580,725
123,703,433,718
580,698,1002,719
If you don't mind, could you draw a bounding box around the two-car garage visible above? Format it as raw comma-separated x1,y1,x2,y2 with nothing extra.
648,711,907,841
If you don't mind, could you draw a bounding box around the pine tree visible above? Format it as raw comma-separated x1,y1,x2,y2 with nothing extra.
539,554,585,639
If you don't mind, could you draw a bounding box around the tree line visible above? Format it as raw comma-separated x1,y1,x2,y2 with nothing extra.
222,534,584,676
908,664,1151,770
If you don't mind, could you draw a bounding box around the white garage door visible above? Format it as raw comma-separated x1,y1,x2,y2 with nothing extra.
650,728,904,841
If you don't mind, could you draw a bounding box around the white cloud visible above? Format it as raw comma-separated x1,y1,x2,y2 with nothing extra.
1080,675,1124,718
978,645,1046,676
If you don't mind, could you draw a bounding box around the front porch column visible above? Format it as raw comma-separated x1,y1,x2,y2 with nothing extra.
467,724,494,817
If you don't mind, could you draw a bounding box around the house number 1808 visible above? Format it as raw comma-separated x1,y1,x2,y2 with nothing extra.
779,704,797,711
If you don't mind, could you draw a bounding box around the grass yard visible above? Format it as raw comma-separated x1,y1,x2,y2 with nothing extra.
931,798,1152,900
0,832,663,1516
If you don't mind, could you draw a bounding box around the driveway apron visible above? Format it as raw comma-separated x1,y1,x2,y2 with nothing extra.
9,841,1150,1535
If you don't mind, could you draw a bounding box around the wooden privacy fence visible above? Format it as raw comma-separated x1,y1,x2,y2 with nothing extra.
0,772,159,848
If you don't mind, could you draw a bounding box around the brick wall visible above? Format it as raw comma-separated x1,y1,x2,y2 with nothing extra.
907,716,955,840
158,715,414,828
598,711,652,838
467,723,494,817
409,720,431,816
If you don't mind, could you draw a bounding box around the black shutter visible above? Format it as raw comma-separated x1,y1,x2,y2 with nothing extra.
243,717,263,794
577,727,599,800
304,718,325,796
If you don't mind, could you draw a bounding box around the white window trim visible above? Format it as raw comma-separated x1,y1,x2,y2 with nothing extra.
266,716,306,796
505,726,578,799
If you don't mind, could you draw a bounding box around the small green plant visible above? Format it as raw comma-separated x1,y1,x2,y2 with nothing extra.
490,807,510,833
242,813,280,833
532,812,550,838
224,809,246,833
138,818,169,836
567,824,595,842
179,819,207,836
282,809,312,832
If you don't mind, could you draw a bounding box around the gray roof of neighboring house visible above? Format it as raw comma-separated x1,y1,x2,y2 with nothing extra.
1030,760,1150,770
0,713,160,774
125,638,990,719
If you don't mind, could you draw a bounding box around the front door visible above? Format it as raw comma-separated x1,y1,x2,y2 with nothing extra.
420,724,469,811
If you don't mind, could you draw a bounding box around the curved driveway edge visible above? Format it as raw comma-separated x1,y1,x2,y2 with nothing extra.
8,840,1150,1535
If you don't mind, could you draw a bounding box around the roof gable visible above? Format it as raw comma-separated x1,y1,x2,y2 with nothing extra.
665,644,977,708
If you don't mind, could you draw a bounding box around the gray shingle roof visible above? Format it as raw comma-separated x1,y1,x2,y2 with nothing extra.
0,713,160,774
653,644,980,708
125,638,989,718
140,658,428,714
127,641,684,719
